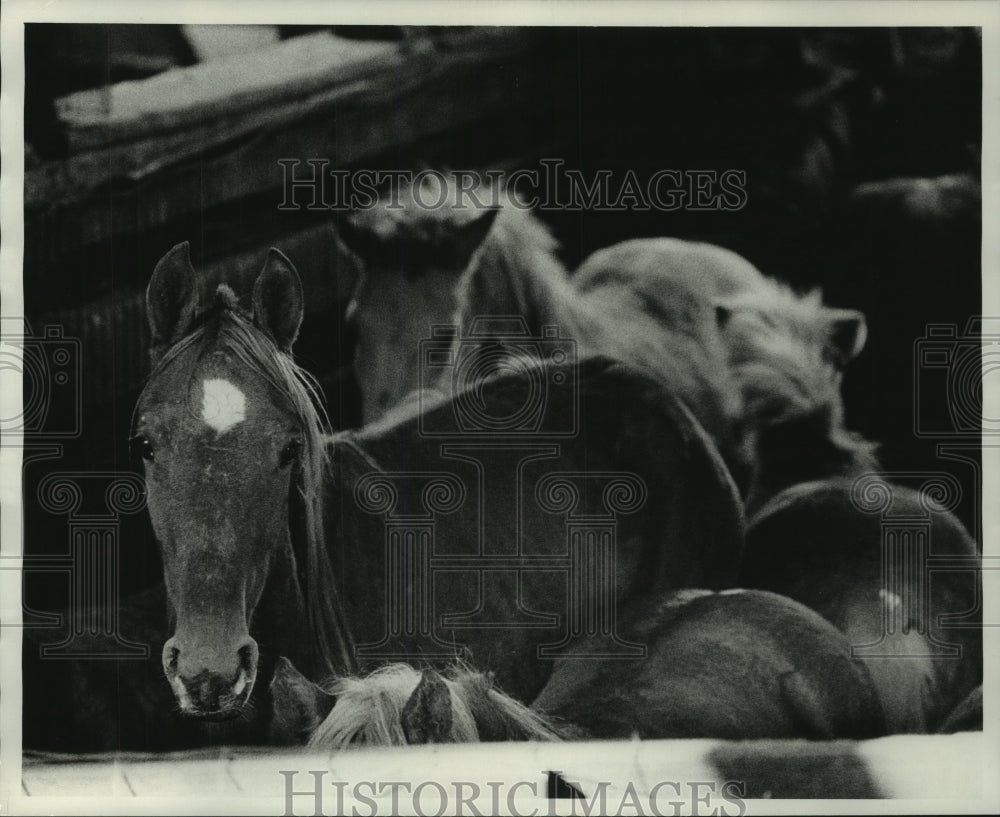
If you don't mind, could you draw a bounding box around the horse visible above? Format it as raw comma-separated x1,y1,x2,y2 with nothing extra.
572,238,878,512
739,478,982,733
269,589,887,746
337,173,875,511
337,173,517,424
134,241,744,732
531,588,886,741
267,657,565,748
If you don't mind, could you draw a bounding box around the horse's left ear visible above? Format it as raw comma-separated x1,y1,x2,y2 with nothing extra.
402,670,453,744
267,656,336,745
825,309,867,366
253,249,304,352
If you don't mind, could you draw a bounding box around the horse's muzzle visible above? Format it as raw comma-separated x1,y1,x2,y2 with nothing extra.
162,636,258,718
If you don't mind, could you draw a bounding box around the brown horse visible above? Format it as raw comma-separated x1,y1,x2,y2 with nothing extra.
740,477,982,733
133,241,743,731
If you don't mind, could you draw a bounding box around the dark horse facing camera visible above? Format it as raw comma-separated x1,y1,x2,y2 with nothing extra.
137,242,329,720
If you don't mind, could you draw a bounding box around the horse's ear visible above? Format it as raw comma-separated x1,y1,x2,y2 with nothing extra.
146,242,200,361
446,206,500,270
402,670,453,744
267,656,336,745
825,309,867,366
253,249,304,352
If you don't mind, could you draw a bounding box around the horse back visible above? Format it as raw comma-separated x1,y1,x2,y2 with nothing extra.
571,241,754,456
329,356,744,700
742,479,982,732
532,589,886,740
573,237,767,302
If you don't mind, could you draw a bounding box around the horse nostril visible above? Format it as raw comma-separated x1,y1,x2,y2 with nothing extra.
162,639,180,680
234,640,258,699
238,642,257,671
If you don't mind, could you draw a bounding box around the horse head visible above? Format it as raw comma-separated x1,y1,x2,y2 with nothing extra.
714,286,874,507
336,175,501,424
136,242,343,719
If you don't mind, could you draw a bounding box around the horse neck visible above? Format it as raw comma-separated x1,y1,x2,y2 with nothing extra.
321,436,395,655
454,210,584,341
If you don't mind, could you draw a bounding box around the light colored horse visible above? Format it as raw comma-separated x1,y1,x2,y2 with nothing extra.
573,237,877,508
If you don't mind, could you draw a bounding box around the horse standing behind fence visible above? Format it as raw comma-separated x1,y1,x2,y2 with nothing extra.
338,173,875,510
131,241,743,736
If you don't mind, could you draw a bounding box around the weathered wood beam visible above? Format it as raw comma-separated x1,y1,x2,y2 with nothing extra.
25,29,572,270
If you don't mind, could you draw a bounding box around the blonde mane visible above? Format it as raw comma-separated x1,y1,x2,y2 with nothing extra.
307,663,563,749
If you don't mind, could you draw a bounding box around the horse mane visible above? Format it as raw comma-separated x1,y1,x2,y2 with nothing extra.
360,171,581,342
307,664,478,749
135,295,355,680
306,663,564,749
450,668,566,742
451,189,585,342
723,287,842,420
721,284,879,494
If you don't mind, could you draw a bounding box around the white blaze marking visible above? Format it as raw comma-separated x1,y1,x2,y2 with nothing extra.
202,378,246,434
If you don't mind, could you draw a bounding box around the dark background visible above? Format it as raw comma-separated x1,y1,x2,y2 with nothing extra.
20,25,983,622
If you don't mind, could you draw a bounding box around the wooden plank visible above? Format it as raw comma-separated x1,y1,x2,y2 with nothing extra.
52,28,525,153
24,37,575,269
22,760,133,797
53,31,396,151
181,25,282,63
19,733,988,802
30,30,534,210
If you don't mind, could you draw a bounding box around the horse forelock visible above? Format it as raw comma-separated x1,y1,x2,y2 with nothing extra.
137,307,353,680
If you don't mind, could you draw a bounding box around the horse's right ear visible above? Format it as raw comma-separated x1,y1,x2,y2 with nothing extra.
146,242,200,362
402,669,453,744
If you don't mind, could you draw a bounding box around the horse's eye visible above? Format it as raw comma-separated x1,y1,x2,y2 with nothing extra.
129,435,154,462
280,439,302,468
